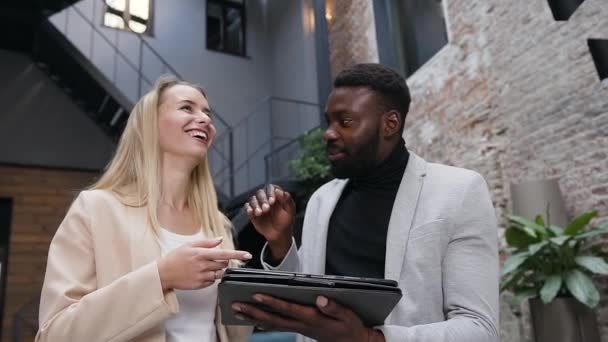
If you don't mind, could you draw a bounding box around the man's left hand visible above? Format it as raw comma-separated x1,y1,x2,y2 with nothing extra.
232,294,385,342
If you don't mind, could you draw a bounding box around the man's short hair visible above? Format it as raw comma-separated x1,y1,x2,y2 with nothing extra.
334,63,411,132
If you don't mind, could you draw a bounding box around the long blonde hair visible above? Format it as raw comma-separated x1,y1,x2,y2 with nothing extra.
92,75,234,249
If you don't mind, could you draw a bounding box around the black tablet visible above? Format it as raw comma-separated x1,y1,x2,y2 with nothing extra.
218,268,402,326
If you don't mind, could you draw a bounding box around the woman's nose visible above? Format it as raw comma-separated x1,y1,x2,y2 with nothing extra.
196,112,211,125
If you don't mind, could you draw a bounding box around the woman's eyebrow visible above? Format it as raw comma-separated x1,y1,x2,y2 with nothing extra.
178,99,210,112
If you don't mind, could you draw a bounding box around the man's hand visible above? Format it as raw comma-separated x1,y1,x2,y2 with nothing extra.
232,295,385,342
244,184,295,261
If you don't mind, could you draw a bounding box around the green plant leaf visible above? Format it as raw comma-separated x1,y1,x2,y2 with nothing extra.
564,211,598,236
505,227,537,248
575,225,608,240
501,269,527,292
550,236,570,246
528,241,548,255
289,128,331,185
507,222,538,240
575,256,608,275
540,274,562,304
548,224,564,236
564,269,600,308
509,215,547,237
502,251,530,275
535,215,545,227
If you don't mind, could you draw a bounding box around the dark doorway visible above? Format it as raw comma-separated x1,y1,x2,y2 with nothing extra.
0,197,12,336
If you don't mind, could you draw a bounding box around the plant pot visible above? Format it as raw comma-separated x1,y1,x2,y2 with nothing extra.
529,297,601,342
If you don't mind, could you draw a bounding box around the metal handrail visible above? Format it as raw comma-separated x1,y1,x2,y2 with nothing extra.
266,126,321,158
60,1,232,129
231,96,319,128
268,96,320,107
263,125,322,183
232,141,271,174
66,4,153,86
218,97,320,196
52,1,234,196
139,39,181,79
49,2,323,199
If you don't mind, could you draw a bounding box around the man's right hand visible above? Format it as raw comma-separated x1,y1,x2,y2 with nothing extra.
245,184,295,261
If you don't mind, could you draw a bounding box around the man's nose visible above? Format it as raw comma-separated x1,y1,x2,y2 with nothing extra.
323,126,338,141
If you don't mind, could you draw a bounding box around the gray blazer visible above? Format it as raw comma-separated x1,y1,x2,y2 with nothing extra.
262,152,500,342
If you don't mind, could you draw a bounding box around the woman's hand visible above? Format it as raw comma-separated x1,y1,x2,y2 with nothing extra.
157,237,252,290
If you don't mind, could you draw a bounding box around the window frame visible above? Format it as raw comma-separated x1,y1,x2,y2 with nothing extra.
206,0,248,58
102,0,154,37
374,0,448,78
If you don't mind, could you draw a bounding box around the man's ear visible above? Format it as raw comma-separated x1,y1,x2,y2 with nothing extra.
382,110,402,138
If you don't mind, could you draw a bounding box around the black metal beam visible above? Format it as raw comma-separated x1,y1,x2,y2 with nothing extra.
313,0,332,124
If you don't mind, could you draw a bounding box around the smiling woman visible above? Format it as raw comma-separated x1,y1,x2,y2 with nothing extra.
35,76,252,342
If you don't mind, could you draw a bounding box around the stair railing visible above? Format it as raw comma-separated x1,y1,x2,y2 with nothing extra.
222,97,320,196
263,125,321,184
47,1,234,195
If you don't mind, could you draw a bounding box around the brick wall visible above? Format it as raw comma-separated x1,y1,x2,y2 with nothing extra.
0,166,97,341
328,0,607,341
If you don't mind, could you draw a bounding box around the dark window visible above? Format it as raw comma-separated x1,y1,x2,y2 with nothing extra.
207,0,246,57
547,0,585,21
588,39,608,81
386,0,448,77
103,0,152,35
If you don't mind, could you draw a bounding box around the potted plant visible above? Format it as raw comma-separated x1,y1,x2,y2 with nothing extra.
288,127,332,203
501,211,608,342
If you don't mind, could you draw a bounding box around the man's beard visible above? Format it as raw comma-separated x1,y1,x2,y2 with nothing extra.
328,134,380,179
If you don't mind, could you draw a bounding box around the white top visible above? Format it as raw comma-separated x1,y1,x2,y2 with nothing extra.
160,228,218,342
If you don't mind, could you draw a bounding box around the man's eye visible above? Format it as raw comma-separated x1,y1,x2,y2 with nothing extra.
340,119,353,126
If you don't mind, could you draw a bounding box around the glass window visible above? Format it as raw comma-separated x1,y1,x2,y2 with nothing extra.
388,0,448,77
207,0,246,56
103,0,152,36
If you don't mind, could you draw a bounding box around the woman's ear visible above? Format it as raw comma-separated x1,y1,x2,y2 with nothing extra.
382,110,402,138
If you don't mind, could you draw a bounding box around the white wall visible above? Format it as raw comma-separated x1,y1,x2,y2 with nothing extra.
0,49,115,170
267,0,321,135
268,0,318,105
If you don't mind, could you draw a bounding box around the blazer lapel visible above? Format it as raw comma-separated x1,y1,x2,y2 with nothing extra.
384,152,427,281
311,180,348,274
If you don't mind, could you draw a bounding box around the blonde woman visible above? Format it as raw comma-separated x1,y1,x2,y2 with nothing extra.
36,76,252,342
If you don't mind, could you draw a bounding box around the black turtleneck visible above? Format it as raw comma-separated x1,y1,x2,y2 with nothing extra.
325,139,409,278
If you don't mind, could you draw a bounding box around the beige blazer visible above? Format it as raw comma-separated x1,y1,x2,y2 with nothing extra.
36,189,251,342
